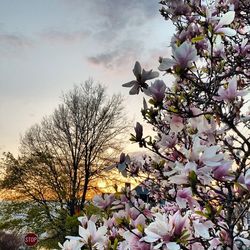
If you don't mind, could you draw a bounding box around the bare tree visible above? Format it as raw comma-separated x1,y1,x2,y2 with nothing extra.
1,80,127,218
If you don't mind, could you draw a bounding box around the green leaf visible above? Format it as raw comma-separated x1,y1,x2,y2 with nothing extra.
216,205,223,215
149,99,156,105
188,171,198,193
191,35,205,43
113,238,119,250
180,229,190,242
137,224,144,233
168,106,178,113
195,210,209,219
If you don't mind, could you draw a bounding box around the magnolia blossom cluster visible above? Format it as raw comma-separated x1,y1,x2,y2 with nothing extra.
61,0,250,249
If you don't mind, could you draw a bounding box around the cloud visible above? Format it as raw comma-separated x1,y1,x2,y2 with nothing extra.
41,30,91,43
0,33,32,47
88,52,117,69
80,0,161,69
87,0,158,42
61,0,171,70
0,32,33,56
88,39,144,69
62,0,160,42
92,0,156,28
63,0,157,22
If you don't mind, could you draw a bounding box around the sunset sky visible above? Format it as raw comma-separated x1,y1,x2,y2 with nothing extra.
0,0,175,155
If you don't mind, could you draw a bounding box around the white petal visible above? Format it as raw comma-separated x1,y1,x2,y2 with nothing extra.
134,214,146,227
141,69,159,81
236,237,250,246
170,122,184,133
96,226,107,238
141,234,159,243
94,226,107,243
176,196,187,208
203,146,220,158
204,161,222,167
166,242,180,250
87,221,97,236
228,76,237,92
217,27,236,36
144,227,161,242
174,42,188,56
168,175,187,185
78,226,89,243
58,242,64,248
193,221,210,239
217,11,235,27
158,58,175,71
154,242,163,249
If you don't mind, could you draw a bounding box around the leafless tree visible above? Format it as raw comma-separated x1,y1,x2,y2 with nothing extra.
1,80,127,217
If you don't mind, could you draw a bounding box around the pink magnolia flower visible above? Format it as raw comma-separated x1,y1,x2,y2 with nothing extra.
93,194,115,209
188,109,217,144
213,161,233,181
58,239,83,250
170,115,184,133
214,11,236,36
132,213,146,228
219,229,231,246
168,162,197,185
78,215,97,227
185,137,205,162
157,133,177,149
193,219,213,239
235,237,250,248
159,41,198,71
164,0,191,17
123,229,151,250
122,61,159,95
113,210,129,226
238,25,250,35
142,211,187,249
215,76,246,102
118,241,129,250
208,238,221,250
170,144,225,185
67,220,107,250
125,205,140,221
176,187,200,210
234,38,250,57
191,242,204,250
103,217,115,229
200,145,224,167
146,79,167,103
213,36,225,58
188,114,210,135
117,153,131,176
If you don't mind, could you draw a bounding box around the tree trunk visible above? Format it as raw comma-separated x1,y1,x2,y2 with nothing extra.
80,171,89,210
